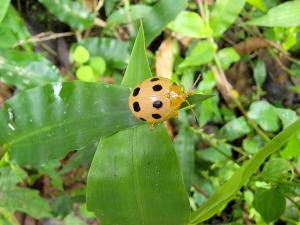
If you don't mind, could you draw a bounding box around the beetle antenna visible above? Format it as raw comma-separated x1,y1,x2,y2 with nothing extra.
185,99,199,127
187,74,201,96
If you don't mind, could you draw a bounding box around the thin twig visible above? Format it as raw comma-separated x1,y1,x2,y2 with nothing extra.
14,32,75,47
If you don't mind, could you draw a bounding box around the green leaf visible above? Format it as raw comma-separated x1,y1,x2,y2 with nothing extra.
273,107,298,129
87,125,190,225
210,0,247,37
217,48,240,70
122,24,152,87
72,46,90,64
0,165,52,219
0,49,62,90
247,0,267,12
188,118,300,224
107,4,151,26
247,1,300,27
199,95,221,127
0,0,10,23
219,117,251,141
0,5,30,49
0,82,141,165
89,57,106,76
39,0,95,30
248,101,280,132
76,66,96,82
179,40,215,68
253,188,286,223
242,136,262,154
260,158,292,183
253,59,266,87
143,0,188,45
175,127,196,191
75,38,129,69
281,132,300,159
167,11,212,38
197,144,232,162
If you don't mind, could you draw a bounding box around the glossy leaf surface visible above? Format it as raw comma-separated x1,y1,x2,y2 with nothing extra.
39,0,95,30
0,49,62,89
189,118,300,224
0,82,141,165
143,0,187,45
87,125,190,225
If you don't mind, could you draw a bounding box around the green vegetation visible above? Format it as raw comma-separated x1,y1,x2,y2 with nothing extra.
0,0,299,224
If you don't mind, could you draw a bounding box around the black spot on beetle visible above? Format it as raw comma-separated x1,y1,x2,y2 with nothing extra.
140,117,146,121
153,100,163,109
133,87,140,96
152,84,162,91
152,114,161,119
150,77,159,82
133,102,140,112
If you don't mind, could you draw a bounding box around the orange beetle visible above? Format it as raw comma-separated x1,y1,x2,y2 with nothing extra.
128,76,198,123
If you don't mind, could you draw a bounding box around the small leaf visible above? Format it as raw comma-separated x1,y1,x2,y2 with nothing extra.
260,158,292,182
281,132,300,159
247,0,267,12
143,0,188,45
247,1,300,27
253,188,286,223
217,48,240,70
273,107,298,129
210,0,247,37
253,59,266,87
248,101,280,132
179,40,215,68
219,117,251,141
197,144,232,162
242,136,262,154
39,0,95,30
76,66,95,82
89,57,106,76
0,49,62,89
0,0,10,23
167,11,212,38
72,46,90,64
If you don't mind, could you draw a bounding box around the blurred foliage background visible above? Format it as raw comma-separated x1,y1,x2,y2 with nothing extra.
0,0,300,225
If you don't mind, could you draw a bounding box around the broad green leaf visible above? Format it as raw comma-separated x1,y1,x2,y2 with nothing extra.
39,0,95,30
75,38,129,69
0,49,62,89
175,127,196,191
87,125,190,225
0,82,141,165
107,4,151,26
197,144,232,162
167,11,212,38
122,24,152,87
253,188,286,223
273,107,298,129
219,117,251,141
247,0,267,12
189,118,300,224
247,1,300,27
217,48,240,70
253,59,266,87
260,158,292,182
248,101,280,132
179,40,215,68
143,0,188,45
210,0,247,37
0,5,30,49
0,0,10,23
